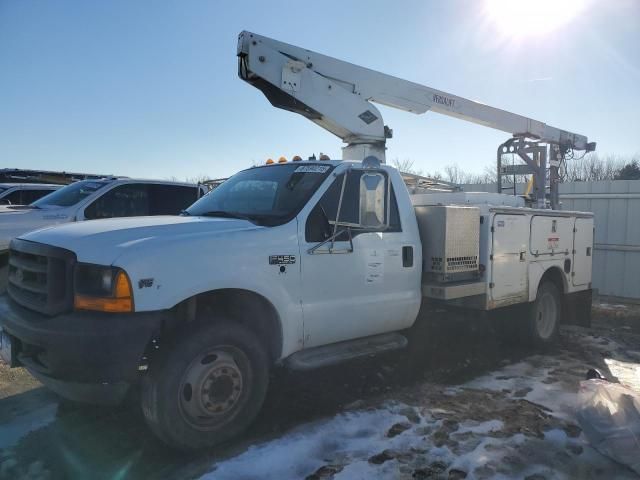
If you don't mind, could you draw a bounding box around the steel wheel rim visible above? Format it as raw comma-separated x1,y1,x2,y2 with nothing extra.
178,346,247,429
536,292,557,339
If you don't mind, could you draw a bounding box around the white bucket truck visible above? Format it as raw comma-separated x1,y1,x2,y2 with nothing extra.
0,32,595,449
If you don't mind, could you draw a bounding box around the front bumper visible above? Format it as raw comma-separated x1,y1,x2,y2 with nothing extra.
0,295,167,402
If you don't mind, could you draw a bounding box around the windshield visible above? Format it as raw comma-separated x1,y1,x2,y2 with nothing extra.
32,180,111,208
186,163,333,225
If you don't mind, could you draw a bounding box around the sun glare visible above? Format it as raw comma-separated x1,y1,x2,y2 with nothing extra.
484,0,588,39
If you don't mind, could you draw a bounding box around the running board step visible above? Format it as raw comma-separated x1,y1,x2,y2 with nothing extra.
286,332,408,371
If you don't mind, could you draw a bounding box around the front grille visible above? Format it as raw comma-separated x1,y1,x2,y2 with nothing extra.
7,239,76,316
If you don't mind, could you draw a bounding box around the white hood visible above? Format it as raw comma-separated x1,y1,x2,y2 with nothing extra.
18,215,260,264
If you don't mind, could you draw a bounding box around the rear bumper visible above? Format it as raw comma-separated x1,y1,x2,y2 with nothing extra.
0,295,167,401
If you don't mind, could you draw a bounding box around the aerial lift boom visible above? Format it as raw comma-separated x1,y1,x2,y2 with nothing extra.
237,31,595,208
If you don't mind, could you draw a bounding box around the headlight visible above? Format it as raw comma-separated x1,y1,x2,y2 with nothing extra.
74,264,134,313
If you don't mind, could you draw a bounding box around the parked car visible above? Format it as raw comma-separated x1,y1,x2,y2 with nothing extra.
0,178,207,261
0,183,61,206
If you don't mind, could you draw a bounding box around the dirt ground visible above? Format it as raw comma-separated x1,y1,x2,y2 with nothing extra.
0,303,639,480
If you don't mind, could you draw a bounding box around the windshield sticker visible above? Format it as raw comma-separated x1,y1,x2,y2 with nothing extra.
294,165,330,174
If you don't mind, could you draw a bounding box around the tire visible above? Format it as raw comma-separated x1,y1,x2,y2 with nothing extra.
141,320,269,450
527,281,561,347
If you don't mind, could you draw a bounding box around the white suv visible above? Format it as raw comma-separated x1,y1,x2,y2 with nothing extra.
0,178,207,256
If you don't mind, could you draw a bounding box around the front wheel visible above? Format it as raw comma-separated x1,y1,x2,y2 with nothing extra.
527,281,561,347
141,321,269,450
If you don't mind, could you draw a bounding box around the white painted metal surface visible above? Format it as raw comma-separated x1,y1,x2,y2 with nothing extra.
573,217,594,287
238,31,593,162
530,216,573,256
463,180,637,300
490,214,529,305
412,192,524,208
297,165,422,347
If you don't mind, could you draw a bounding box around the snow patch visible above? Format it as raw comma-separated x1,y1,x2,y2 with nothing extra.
202,408,408,480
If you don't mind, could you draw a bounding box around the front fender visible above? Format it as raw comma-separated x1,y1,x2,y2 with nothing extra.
112,221,303,357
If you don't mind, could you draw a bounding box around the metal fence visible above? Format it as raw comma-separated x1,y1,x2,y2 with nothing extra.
462,180,640,302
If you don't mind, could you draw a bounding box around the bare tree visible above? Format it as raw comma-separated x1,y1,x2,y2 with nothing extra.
563,154,629,182
389,153,639,186
391,158,423,176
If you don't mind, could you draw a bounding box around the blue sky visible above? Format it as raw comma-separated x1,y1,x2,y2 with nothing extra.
1,0,638,180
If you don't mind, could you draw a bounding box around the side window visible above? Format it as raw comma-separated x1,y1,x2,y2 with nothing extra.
84,184,150,220
22,189,53,205
305,173,401,242
1,189,21,205
149,185,198,215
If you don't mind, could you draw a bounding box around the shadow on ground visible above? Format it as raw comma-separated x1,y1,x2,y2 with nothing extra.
0,308,633,480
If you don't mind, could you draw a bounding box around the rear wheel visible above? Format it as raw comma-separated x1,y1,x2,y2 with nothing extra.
528,281,561,347
141,321,269,450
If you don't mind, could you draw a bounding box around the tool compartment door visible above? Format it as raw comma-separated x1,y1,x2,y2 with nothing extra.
572,217,593,286
490,214,529,304
530,216,573,256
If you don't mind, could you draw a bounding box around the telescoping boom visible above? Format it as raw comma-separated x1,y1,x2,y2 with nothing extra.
237,31,595,163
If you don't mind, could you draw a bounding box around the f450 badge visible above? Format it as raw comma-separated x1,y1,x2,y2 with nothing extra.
269,255,296,265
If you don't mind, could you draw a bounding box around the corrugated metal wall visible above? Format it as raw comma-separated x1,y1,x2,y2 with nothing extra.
461,180,640,301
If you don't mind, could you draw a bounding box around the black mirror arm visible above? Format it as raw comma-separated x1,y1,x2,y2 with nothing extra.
331,171,349,252
307,226,354,255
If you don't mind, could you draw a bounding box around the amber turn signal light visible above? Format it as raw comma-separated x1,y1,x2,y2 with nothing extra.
75,271,133,313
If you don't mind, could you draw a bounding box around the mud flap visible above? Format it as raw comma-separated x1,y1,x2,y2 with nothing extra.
562,289,592,328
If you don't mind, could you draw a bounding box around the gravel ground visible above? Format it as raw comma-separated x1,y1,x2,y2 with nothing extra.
0,304,639,480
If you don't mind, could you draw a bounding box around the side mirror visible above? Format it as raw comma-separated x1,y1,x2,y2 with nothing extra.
358,171,389,230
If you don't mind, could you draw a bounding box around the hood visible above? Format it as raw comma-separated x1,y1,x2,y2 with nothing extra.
18,215,260,263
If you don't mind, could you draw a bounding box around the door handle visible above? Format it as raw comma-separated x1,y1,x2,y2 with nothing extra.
519,250,526,262
402,246,413,267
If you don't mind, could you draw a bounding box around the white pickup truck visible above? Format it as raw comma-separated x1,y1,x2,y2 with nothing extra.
0,178,207,263
0,159,593,449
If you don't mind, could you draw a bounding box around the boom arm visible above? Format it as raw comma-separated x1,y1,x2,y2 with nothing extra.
237,31,595,162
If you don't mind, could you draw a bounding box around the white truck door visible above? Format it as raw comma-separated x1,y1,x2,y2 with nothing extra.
572,217,594,286
299,172,414,348
490,214,529,305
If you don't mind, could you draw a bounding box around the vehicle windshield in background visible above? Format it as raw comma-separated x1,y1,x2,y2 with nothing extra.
186,163,333,225
31,180,110,208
